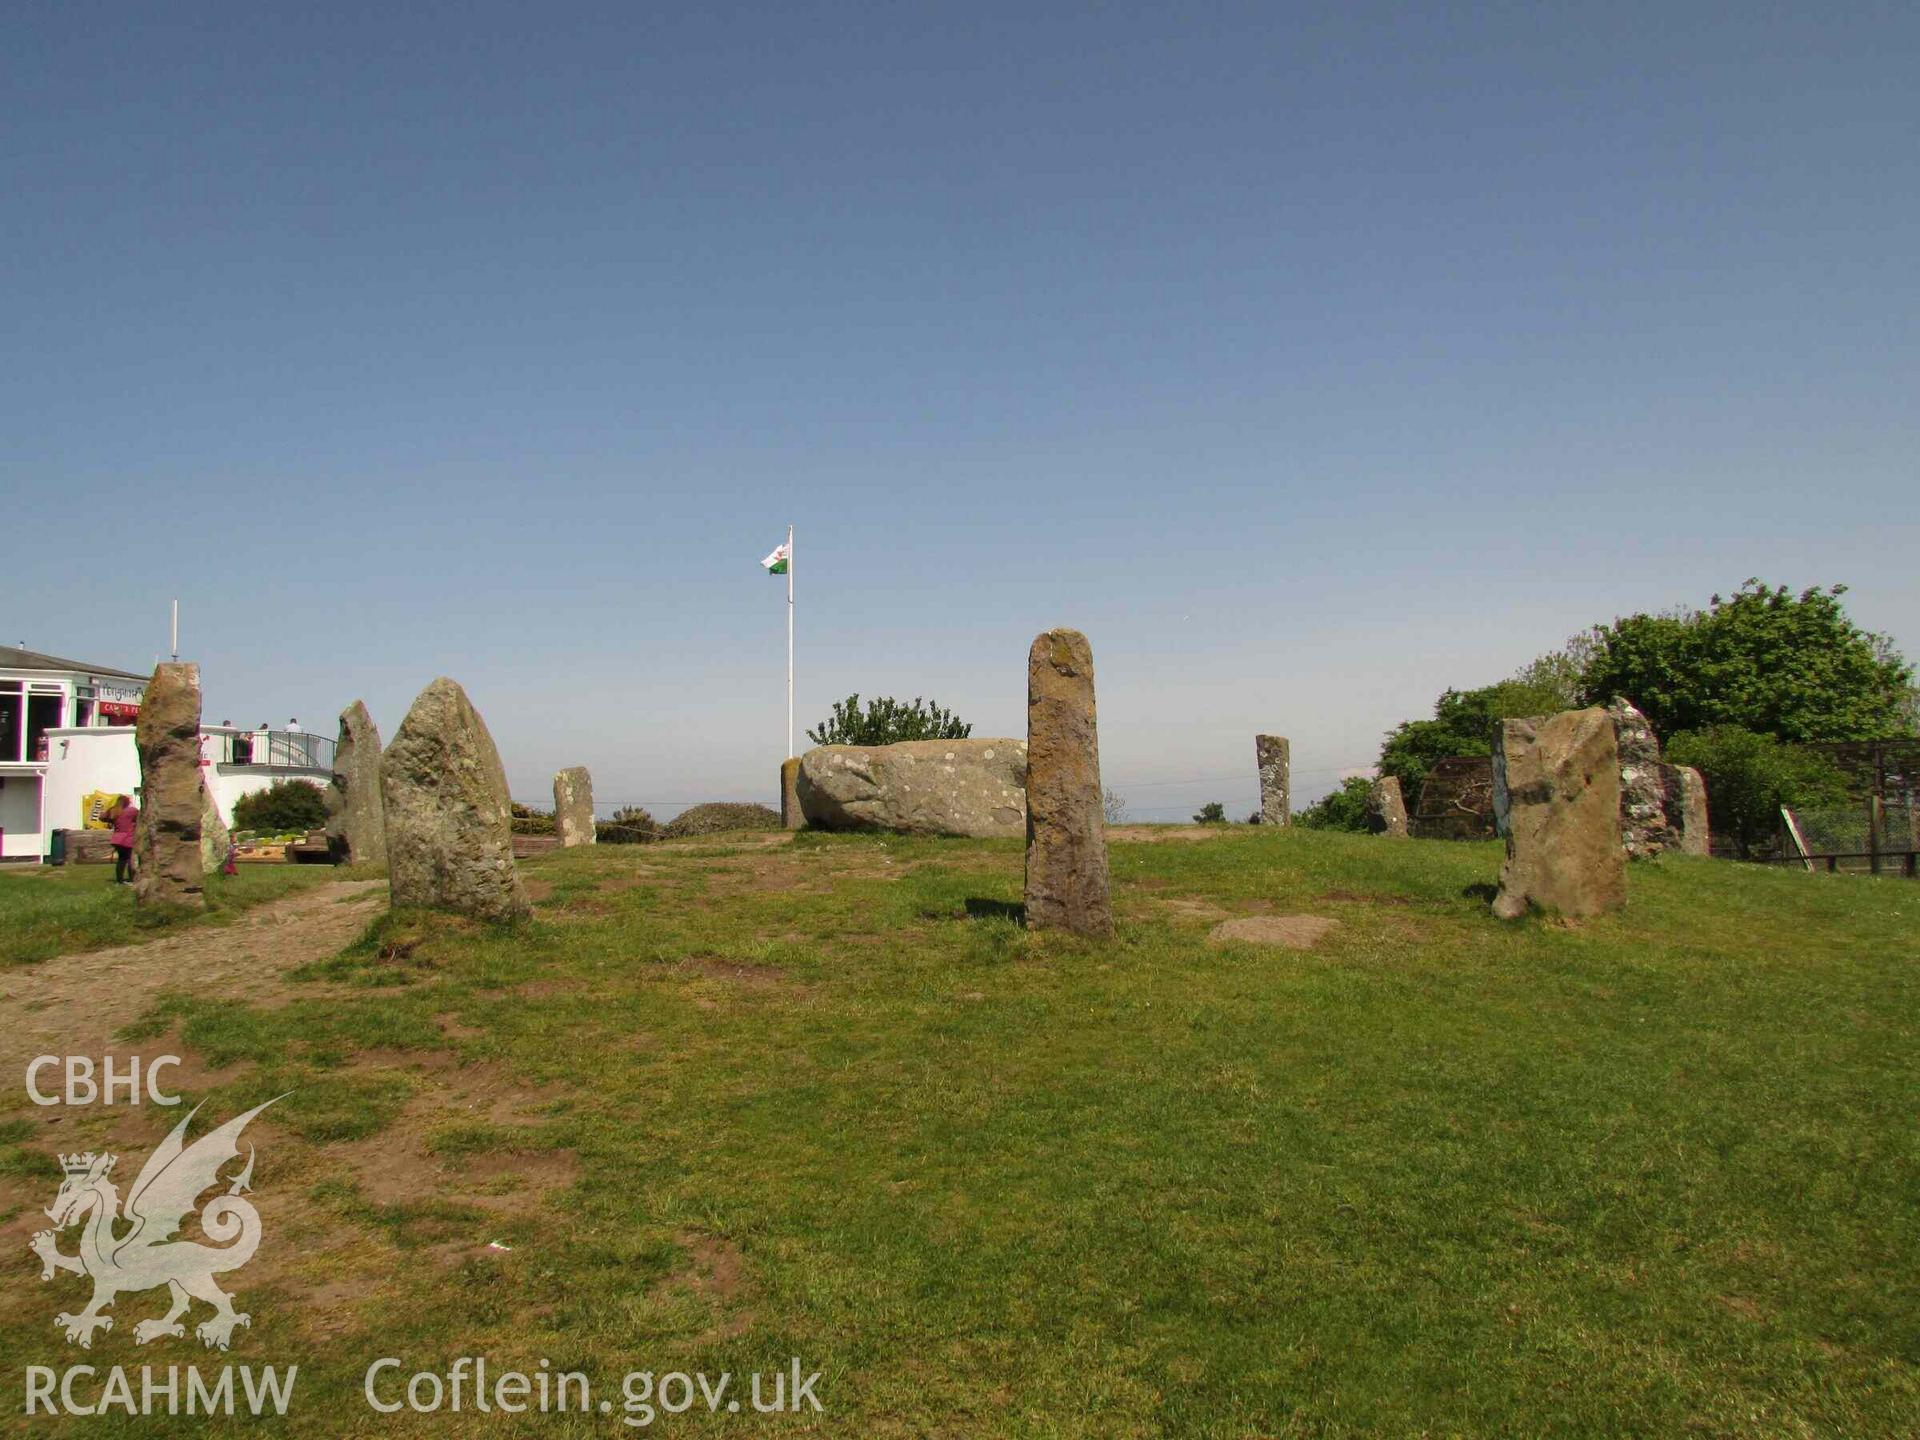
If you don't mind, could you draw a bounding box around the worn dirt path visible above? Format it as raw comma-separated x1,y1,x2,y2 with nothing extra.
0,880,386,1071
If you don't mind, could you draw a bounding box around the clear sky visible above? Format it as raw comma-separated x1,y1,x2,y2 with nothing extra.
6,3,1915,821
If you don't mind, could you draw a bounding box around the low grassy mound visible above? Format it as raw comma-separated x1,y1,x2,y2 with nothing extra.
660,800,782,839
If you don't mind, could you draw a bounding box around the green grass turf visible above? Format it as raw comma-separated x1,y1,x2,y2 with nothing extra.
0,828,1914,1436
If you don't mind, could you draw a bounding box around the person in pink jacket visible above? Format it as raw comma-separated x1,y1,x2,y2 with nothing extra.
107,795,138,884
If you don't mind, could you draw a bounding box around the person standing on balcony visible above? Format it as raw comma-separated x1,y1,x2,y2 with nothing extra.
106,794,138,884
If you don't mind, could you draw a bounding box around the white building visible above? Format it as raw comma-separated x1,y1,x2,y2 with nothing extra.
1,645,334,863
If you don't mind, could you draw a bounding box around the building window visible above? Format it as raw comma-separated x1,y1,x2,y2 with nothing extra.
0,682,20,762
27,690,64,762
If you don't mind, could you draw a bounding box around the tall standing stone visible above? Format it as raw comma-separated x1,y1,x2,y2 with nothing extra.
553,766,596,847
199,779,231,873
1255,735,1291,827
1674,766,1711,856
1024,629,1113,938
1367,775,1409,837
326,701,387,867
381,678,529,922
780,756,804,830
1491,708,1626,920
133,663,205,910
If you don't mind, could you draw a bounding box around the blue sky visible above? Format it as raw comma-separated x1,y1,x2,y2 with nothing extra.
6,3,1915,820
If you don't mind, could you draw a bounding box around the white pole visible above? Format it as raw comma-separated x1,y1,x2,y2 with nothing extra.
786,523,795,759
170,599,179,660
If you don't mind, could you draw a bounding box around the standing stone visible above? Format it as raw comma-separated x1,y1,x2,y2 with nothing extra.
1366,775,1409,837
1491,708,1626,920
1674,766,1711,856
780,756,804,830
1024,629,1113,937
326,700,387,867
1609,697,1679,859
133,663,205,910
199,779,231,873
1255,735,1291,827
553,766,596,847
381,678,529,922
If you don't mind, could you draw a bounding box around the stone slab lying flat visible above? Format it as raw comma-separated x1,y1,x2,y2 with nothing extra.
1207,915,1340,950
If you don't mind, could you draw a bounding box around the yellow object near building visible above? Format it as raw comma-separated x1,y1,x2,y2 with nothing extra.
81,791,118,830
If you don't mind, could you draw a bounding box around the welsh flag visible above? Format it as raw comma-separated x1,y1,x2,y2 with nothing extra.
761,541,790,575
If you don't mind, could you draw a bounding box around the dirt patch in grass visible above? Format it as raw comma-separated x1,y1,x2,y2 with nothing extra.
1207,915,1341,950
514,977,589,1000
1152,897,1231,922
695,841,907,897
596,871,663,891
0,880,387,1076
681,957,797,987
435,1012,486,1041
1107,825,1234,844
650,1229,754,1340
332,1057,577,1207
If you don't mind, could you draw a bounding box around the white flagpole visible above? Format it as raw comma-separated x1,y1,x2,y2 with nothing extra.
786,524,795,759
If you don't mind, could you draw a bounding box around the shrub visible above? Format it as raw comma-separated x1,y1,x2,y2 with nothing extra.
509,802,555,835
1297,776,1374,832
231,779,327,835
807,695,971,747
1192,802,1228,825
1666,725,1850,858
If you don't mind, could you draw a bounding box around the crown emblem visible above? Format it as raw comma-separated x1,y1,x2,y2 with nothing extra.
59,1153,112,1176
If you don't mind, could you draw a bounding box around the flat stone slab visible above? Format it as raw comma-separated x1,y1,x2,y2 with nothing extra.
1207,915,1340,950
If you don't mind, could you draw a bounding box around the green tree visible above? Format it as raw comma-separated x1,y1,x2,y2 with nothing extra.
1192,801,1228,825
806,694,971,747
1578,581,1913,742
1377,676,1571,794
231,779,327,835
1296,775,1373,832
1666,726,1850,858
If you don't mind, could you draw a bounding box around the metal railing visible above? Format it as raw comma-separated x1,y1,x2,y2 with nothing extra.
207,729,335,771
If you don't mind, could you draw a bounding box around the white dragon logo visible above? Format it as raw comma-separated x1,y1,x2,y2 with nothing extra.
29,1098,280,1351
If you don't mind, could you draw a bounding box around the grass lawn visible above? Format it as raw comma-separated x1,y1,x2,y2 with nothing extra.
1,828,1915,1436
0,861,336,967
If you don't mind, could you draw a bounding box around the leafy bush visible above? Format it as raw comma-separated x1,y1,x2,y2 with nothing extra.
1192,802,1228,825
1297,776,1374,832
807,695,971,747
1666,726,1850,858
660,803,782,839
231,780,327,835
509,802,555,835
